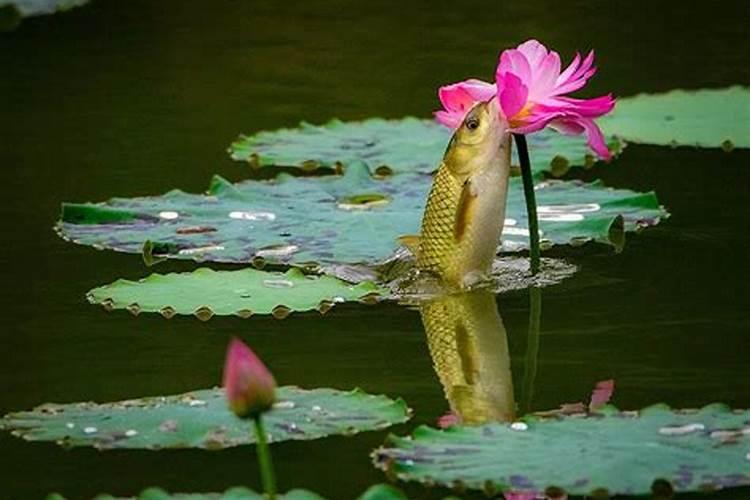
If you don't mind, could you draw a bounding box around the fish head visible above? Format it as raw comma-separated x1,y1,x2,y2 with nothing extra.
443,97,508,176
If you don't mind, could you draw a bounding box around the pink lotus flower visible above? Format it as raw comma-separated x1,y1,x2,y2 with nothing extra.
435,39,615,160
434,80,497,129
223,337,277,419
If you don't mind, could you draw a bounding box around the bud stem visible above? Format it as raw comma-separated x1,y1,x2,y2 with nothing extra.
513,133,540,275
252,415,277,499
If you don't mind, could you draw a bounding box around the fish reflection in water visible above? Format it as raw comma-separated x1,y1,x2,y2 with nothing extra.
419,289,515,424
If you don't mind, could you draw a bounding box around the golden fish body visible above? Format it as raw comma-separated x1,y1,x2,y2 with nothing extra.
414,99,512,289
419,290,515,424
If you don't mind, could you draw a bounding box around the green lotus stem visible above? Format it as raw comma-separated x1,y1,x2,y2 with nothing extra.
513,133,541,275
252,415,277,499
520,286,542,414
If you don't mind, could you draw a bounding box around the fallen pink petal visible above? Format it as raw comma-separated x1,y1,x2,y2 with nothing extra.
590,379,616,409
436,411,462,428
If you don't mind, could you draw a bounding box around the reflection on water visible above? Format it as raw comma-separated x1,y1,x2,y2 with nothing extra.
419,289,516,424
520,286,541,415
419,286,545,425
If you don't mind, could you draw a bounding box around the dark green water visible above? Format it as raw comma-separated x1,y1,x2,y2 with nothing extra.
1,1,748,498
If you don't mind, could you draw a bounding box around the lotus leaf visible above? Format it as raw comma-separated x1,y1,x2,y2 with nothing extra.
48,485,411,500
374,404,750,496
87,267,384,320
0,0,87,18
229,118,616,176
47,487,325,500
229,87,749,179
57,164,666,268
2,386,410,450
600,86,750,149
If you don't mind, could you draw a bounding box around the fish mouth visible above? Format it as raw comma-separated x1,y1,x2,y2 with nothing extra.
487,98,502,125
483,97,506,136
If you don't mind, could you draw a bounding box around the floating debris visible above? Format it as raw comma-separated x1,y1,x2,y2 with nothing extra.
178,245,225,255
229,211,276,221
262,279,295,289
658,423,705,436
256,244,299,258
175,225,217,235
158,419,178,433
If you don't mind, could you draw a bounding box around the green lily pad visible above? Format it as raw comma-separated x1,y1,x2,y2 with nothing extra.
48,485,411,500
374,404,750,496
48,487,325,500
2,386,410,450
56,164,667,268
601,86,750,150
229,118,618,176
47,487,324,500
87,267,384,319
0,0,87,17
355,484,407,500
88,256,576,320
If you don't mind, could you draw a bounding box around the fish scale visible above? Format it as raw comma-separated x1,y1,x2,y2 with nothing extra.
412,99,511,289
417,162,466,281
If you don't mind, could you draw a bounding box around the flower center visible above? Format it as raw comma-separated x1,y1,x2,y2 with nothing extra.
509,102,535,128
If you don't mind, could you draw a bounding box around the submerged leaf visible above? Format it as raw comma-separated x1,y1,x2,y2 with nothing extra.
2,386,410,450
87,267,384,319
600,86,750,149
374,404,750,496
57,165,666,268
229,118,615,176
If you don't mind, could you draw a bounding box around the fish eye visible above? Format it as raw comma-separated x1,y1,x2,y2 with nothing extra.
465,117,480,131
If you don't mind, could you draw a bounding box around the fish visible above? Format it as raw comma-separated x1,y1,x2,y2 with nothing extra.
401,98,512,290
419,290,515,424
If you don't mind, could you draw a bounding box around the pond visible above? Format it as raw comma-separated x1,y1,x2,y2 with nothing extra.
0,0,748,498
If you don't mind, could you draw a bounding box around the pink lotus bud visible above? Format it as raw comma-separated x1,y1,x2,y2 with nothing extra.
223,337,277,419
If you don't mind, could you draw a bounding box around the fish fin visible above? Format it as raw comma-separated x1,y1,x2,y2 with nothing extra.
398,234,422,256
455,178,478,241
